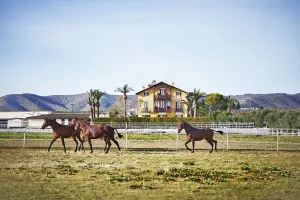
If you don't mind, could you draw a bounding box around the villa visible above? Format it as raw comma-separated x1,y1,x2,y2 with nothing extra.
136,80,188,117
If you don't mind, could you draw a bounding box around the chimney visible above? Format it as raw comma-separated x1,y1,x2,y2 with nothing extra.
172,82,174,86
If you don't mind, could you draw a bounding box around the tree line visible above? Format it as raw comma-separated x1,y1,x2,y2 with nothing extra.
87,86,300,128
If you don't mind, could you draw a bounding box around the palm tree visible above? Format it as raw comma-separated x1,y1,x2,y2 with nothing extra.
181,95,194,117
87,96,94,122
93,90,106,118
88,89,96,119
191,89,206,118
115,84,134,118
87,90,95,122
227,95,239,113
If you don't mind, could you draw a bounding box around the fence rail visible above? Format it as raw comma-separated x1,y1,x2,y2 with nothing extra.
0,126,299,151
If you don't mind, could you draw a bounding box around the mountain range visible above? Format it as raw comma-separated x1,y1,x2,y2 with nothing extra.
0,93,300,112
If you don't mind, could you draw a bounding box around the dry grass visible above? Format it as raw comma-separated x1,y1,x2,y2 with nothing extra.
0,146,300,200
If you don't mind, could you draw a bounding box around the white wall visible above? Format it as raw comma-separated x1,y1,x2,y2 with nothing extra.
0,111,52,119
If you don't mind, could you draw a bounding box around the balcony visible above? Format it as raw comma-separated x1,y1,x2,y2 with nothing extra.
154,93,171,101
175,108,183,112
141,107,150,115
153,107,172,113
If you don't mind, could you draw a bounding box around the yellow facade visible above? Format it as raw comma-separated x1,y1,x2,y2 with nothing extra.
136,81,188,117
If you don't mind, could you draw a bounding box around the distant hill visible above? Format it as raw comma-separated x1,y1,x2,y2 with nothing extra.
0,93,300,111
0,93,132,112
232,93,300,109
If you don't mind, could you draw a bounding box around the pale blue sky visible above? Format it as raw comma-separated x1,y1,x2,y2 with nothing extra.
0,0,299,97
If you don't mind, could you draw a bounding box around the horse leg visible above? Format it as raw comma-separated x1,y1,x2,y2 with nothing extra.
185,140,192,151
212,139,217,151
103,136,108,152
88,138,93,154
60,138,67,153
205,139,214,153
77,135,85,152
191,139,195,153
48,137,58,152
105,140,111,154
72,136,78,152
111,138,121,151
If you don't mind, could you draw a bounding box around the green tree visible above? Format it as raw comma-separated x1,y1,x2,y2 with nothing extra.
93,90,106,118
216,112,227,122
226,95,239,113
251,109,272,127
279,111,298,128
264,110,284,128
205,93,225,115
115,84,134,118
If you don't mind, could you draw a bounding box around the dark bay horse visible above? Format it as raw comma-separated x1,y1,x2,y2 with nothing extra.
178,121,223,153
74,119,123,154
41,118,84,153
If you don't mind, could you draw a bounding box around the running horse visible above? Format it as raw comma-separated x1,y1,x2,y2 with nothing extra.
74,118,123,154
41,118,84,153
178,121,223,153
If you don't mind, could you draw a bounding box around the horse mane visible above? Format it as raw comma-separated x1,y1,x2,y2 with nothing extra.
183,121,194,131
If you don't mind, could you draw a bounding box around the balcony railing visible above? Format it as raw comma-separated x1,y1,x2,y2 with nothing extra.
154,93,171,101
140,107,184,114
175,108,183,112
153,108,172,113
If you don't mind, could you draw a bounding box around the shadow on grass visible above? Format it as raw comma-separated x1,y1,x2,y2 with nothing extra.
0,146,299,153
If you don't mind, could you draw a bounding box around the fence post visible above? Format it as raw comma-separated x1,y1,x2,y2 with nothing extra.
277,130,280,152
176,132,179,151
125,121,128,149
23,128,26,148
226,128,229,151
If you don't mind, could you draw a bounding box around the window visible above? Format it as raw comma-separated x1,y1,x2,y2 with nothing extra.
160,88,165,95
144,91,149,96
144,101,148,107
176,91,181,96
61,119,65,125
160,101,165,109
155,101,159,107
167,101,171,109
176,101,181,109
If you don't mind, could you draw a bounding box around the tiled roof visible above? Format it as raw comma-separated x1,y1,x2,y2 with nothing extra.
136,81,188,95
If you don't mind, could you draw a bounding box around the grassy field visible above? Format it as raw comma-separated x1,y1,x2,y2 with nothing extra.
0,146,300,200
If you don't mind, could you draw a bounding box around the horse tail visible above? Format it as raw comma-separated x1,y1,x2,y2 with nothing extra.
114,128,123,138
212,130,224,135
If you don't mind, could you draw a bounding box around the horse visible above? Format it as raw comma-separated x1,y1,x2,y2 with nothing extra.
178,121,223,153
74,119,123,154
41,118,84,153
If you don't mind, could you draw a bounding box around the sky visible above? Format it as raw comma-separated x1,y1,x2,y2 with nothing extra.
0,0,299,97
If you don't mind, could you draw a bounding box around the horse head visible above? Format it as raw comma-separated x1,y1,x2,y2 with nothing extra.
41,118,51,129
178,121,185,133
70,117,79,126
74,119,86,131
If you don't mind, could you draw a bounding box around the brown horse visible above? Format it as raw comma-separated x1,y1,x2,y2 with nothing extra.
74,119,123,154
178,121,223,153
41,118,84,153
